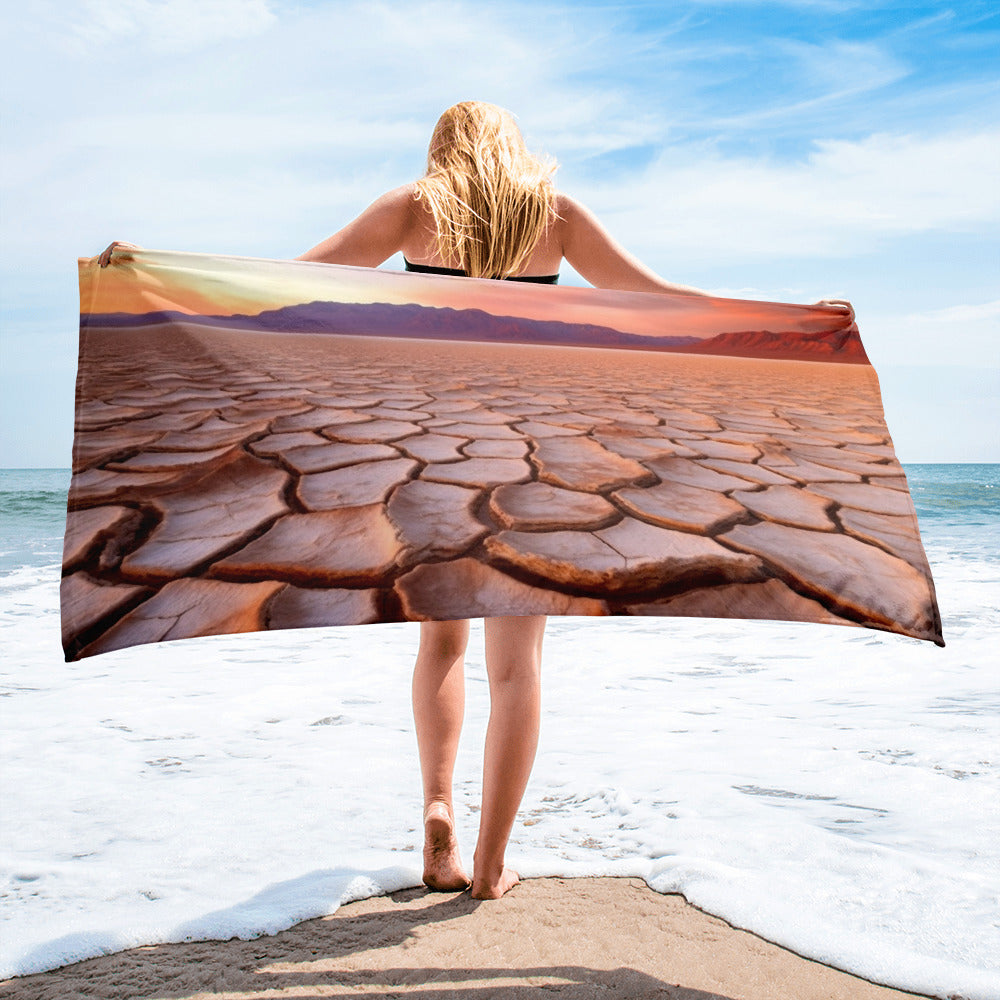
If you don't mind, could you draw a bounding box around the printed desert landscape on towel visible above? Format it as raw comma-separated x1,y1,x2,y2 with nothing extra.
62,248,943,659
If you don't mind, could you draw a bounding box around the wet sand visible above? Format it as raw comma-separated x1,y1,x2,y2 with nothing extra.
62,323,942,658
0,876,932,999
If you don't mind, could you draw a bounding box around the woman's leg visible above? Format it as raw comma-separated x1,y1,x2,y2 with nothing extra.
472,614,546,899
413,618,471,890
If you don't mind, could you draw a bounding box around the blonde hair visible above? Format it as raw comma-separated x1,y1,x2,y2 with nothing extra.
414,101,558,279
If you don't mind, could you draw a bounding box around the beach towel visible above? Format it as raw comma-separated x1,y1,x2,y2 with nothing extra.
62,248,944,660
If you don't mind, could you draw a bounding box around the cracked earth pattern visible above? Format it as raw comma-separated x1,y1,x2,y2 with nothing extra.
61,323,942,659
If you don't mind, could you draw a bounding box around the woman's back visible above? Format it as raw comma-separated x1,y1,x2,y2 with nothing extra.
400,183,562,281
297,178,712,300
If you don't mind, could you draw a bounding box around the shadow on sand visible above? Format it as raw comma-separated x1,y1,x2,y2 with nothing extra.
1,877,741,999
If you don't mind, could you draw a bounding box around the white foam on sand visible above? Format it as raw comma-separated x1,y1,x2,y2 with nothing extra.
1,543,998,999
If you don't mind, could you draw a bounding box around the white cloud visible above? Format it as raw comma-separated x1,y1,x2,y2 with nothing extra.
865,300,1000,368
775,38,909,97
682,0,862,7
898,300,1000,325
58,0,277,52
569,129,1000,265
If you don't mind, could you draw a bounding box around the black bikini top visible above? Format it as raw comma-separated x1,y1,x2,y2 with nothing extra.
403,256,558,284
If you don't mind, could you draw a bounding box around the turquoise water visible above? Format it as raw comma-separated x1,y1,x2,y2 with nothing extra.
905,463,1000,550
0,469,70,574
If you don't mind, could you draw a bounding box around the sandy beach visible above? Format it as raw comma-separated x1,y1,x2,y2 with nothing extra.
0,876,932,999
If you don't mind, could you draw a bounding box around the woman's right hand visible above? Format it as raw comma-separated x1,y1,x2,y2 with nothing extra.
814,298,855,325
98,241,141,268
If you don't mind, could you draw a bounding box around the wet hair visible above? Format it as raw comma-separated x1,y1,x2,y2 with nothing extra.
414,101,557,279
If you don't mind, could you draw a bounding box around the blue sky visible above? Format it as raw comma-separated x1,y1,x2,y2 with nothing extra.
1,0,997,464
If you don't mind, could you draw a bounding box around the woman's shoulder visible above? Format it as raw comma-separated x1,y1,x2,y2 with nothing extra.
352,183,425,240
371,182,421,210
549,191,601,247
552,190,594,223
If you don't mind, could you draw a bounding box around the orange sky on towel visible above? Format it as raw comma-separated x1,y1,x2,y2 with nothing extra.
81,248,842,341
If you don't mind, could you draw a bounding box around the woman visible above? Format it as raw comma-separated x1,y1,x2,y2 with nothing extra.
100,100,852,901
296,102,728,902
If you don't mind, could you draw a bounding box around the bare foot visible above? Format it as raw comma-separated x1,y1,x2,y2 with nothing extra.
422,802,471,891
470,866,520,899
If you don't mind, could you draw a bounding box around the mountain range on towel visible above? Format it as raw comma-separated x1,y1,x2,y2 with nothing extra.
62,248,943,659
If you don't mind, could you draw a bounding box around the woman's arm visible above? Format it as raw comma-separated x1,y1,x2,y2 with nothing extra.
96,185,413,271
557,194,711,297
296,184,416,266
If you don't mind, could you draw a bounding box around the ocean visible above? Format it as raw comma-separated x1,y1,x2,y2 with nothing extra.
1,464,998,998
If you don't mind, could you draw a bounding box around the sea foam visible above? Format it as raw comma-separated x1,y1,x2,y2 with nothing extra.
1,511,998,998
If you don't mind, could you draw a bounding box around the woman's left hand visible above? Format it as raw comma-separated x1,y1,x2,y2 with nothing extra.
98,241,142,268
814,298,855,324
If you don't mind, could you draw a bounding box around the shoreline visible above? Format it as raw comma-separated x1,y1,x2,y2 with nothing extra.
2,472,997,998
0,876,935,999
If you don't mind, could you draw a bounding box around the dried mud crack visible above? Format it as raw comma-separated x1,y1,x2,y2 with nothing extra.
62,325,942,656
